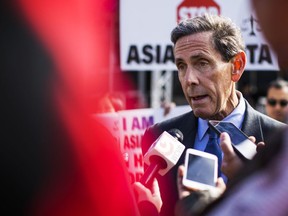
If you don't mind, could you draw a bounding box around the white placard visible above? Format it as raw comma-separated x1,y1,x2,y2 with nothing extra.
120,0,279,71
94,105,191,183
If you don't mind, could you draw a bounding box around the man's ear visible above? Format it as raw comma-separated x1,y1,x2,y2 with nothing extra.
231,51,246,82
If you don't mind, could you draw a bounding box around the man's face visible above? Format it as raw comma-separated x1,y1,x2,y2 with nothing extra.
174,32,235,120
266,87,288,122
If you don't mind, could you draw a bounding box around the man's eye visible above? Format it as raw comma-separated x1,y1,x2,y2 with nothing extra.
195,60,210,72
177,63,185,71
199,61,208,67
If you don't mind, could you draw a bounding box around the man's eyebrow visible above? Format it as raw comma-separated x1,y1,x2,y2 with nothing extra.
190,53,206,60
175,53,208,64
175,58,183,64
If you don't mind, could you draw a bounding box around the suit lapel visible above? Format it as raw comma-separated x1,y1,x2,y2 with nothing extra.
182,111,198,149
175,111,198,165
241,100,263,142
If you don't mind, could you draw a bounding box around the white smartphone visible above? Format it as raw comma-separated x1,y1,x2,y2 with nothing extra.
182,148,217,190
208,120,257,160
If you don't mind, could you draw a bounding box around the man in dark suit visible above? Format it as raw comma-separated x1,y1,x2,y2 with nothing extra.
141,14,286,216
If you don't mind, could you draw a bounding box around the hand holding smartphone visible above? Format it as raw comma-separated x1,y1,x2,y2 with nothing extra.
208,120,257,160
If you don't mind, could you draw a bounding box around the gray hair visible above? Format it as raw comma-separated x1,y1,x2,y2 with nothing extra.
171,14,245,62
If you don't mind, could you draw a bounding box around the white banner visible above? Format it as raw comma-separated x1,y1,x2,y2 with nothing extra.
120,0,279,71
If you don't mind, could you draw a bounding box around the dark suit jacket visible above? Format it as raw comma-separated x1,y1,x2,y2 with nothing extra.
141,100,286,216
175,124,288,216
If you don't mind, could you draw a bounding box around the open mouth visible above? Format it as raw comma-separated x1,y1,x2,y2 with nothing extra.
192,95,208,101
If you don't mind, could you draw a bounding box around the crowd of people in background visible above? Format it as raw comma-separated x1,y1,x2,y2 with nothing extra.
3,0,288,215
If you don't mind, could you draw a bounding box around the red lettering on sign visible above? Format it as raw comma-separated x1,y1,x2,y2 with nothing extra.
123,134,143,149
177,0,220,23
134,153,143,168
128,172,144,184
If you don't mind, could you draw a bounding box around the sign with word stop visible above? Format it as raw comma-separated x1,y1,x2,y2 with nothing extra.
120,0,279,71
177,0,220,22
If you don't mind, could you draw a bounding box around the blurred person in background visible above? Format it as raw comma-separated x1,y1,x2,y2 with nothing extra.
93,92,126,113
265,79,288,123
1,1,140,215
161,101,176,116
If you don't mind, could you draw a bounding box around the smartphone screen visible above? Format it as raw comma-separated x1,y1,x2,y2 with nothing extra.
208,121,257,160
186,154,215,185
210,121,248,143
183,149,217,190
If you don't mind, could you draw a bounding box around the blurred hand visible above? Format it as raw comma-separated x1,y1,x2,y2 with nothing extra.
177,165,192,199
161,101,176,116
247,136,265,152
220,132,265,179
256,141,265,152
177,165,226,200
220,132,244,179
133,179,162,213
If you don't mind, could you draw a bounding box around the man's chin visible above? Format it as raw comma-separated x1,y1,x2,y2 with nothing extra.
193,109,210,120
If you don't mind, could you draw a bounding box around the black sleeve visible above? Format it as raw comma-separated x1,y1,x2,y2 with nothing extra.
175,190,219,216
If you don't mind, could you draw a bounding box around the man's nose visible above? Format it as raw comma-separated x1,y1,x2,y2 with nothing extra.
184,66,199,85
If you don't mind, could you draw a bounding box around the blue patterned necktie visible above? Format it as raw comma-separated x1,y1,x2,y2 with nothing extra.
205,128,222,177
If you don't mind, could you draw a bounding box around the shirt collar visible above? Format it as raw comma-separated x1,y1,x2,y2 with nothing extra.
198,91,246,140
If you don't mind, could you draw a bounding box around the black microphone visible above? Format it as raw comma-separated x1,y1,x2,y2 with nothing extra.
140,129,184,187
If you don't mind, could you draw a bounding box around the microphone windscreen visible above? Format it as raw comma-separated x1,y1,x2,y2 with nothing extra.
143,129,185,176
168,128,184,142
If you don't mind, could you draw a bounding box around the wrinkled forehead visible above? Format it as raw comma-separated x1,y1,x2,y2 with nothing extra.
174,31,214,51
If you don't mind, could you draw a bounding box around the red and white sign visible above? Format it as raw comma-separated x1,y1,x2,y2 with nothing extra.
94,105,191,183
120,0,279,71
177,0,220,23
